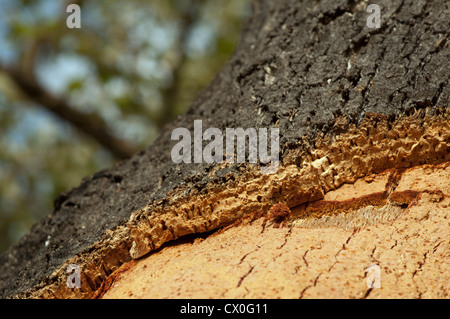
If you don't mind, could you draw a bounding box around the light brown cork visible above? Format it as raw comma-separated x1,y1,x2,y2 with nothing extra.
100,162,449,299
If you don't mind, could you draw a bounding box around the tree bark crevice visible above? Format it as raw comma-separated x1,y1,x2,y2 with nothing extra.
0,0,448,299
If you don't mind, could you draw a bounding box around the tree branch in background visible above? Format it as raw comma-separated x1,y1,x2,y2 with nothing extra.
0,65,138,160
156,1,199,130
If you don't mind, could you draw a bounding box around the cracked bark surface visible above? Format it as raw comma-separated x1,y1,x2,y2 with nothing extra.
0,0,448,298
99,163,449,299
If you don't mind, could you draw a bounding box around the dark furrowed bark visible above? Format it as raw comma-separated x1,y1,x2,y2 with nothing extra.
0,0,448,298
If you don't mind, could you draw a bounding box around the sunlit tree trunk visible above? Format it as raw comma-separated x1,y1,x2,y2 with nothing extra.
0,0,448,298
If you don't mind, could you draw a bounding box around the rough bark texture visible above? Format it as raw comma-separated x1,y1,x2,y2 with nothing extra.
98,163,450,299
0,0,448,298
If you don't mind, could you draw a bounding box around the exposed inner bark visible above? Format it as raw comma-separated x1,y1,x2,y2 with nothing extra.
96,161,449,299
0,0,448,299
15,111,450,299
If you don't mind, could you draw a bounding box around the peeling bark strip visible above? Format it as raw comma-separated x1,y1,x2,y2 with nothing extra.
170,120,280,174
98,162,449,299
128,111,449,260
0,0,448,299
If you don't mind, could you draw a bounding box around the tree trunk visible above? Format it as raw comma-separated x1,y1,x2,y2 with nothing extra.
1,0,448,299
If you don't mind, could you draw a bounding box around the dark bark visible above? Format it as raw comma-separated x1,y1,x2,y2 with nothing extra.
0,0,448,298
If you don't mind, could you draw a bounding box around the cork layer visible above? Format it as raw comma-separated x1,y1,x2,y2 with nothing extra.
127,110,449,259
21,109,449,298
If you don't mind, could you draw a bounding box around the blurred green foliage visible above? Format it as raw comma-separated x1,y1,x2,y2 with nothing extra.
0,0,250,252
